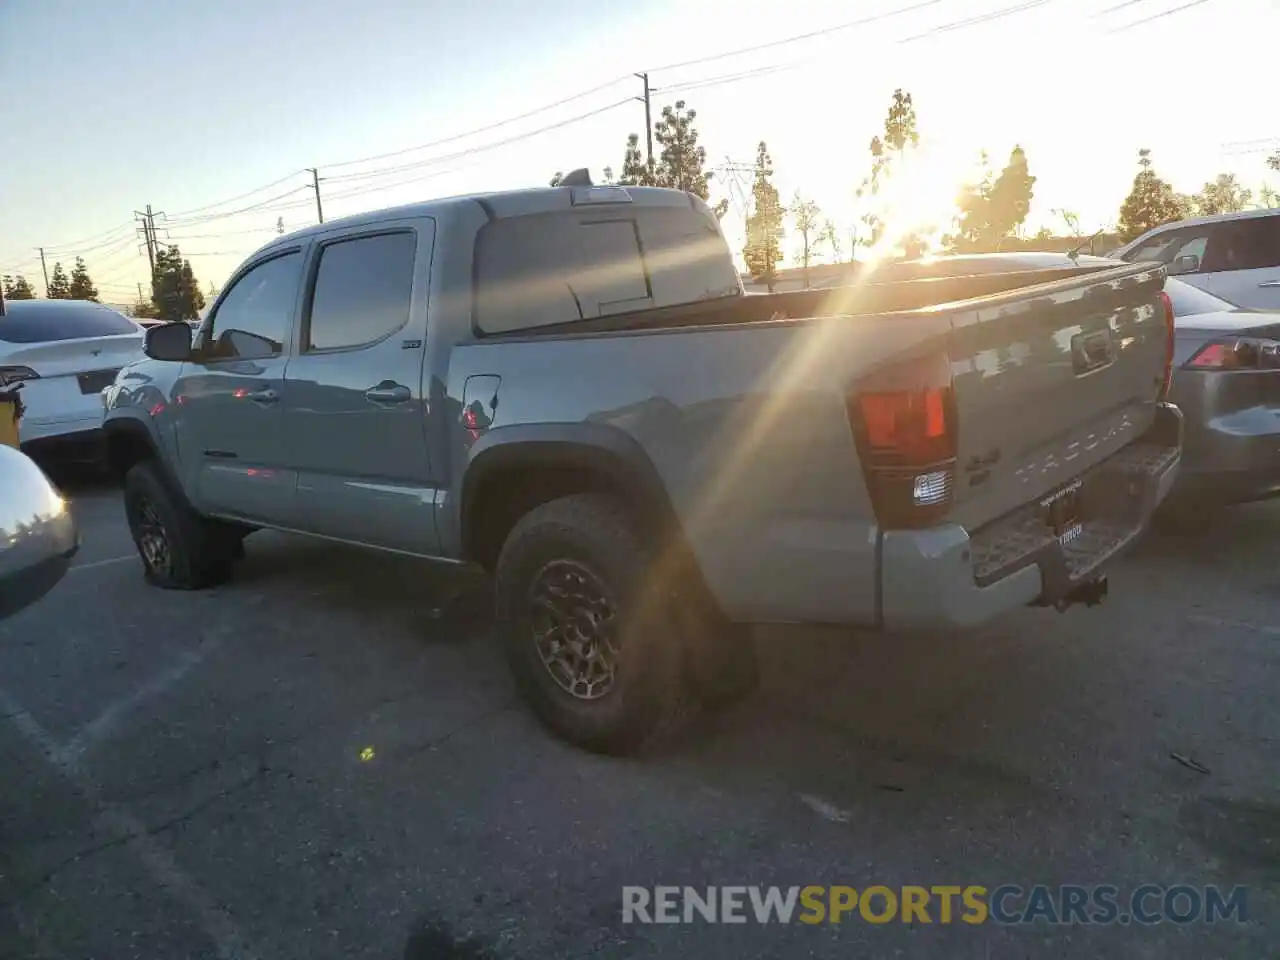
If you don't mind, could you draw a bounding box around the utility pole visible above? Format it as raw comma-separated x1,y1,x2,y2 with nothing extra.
135,205,157,282
307,168,324,224
634,73,653,174
38,248,50,296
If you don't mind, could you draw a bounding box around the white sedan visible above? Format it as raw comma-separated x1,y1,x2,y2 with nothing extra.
0,299,145,457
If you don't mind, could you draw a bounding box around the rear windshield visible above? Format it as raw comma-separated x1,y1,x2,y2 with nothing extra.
473,205,740,334
0,303,138,343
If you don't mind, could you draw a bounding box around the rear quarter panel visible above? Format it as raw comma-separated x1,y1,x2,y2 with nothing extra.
447,313,952,625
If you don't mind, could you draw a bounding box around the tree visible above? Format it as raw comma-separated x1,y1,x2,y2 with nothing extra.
1194,173,1252,215
619,99,722,200
1052,207,1083,240
46,262,71,298
820,220,844,263
151,246,206,322
987,145,1036,246
1268,150,1280,173
855,89,927,256
1117,149,1187,243
2,275,36,300
68,257,99,301
131,296,160,319
791,191,823,287
742,141,785,291
947,146,1036,253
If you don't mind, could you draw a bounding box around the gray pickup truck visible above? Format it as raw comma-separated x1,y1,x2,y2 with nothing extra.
103,173,1183,753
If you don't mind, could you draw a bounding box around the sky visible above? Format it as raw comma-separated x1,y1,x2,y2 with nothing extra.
2,0,1277,305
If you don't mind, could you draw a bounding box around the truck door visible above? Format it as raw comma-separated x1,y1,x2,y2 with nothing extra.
281,222,439,554
174,249,304,524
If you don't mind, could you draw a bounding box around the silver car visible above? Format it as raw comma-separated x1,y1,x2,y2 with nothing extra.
1164,278,1280,505
0,445,78,621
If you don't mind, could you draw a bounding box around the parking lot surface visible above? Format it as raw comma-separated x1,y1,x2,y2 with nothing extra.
1,477,1277,959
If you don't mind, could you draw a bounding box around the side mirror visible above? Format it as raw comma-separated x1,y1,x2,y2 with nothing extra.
144,321,194,362
1171,254,1200,275
0,445,78,621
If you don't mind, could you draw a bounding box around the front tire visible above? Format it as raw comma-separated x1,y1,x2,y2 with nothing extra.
494,494,686,755
123,461,237,589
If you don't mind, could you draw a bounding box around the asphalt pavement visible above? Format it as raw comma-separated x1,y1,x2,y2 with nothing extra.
0,476,1276,959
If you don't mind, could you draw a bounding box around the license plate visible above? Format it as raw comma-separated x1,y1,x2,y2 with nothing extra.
1040,479,1083,544
77,369,119,395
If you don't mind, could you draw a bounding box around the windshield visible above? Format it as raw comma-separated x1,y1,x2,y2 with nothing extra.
1165,279,1235,318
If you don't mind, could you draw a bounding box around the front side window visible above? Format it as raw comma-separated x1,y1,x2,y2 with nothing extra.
306,232,417,351
207,252,302,360
1202,217,1280,273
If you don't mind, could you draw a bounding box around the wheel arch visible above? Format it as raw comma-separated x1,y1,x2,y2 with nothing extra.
459,424,686,575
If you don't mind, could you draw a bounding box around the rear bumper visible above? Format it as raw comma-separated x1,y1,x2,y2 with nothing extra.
21,426,107,463
1173,413,1280,506
20,412,105,445
880,402,1183,630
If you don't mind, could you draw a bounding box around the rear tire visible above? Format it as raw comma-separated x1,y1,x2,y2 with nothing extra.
494,494,686,755
123,461,238,589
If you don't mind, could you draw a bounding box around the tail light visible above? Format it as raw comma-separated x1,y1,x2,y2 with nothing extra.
848,352,957,529
1158,291,1175,399
1185,337,1280,370
0,365,38,386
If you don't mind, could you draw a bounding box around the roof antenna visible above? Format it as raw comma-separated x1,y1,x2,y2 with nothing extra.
1067,229,1104,262
558,168,593,188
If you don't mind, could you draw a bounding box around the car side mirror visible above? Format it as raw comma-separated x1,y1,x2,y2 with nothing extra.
144,321,194,362
1171,254,1200,275
0,445,78,621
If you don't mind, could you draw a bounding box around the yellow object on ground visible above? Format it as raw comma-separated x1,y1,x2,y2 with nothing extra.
0,397,19,448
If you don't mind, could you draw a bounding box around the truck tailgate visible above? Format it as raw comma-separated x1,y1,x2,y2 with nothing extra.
945,263,1170,532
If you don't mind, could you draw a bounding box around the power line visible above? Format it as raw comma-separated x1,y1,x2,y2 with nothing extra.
160,187,313,227
318,98,633,186
899,0,1052,42
164,170,308,219
1097,0,1152,14
659,2,1053,96
1109,0,1212,31
645,0,948,74
321,75,636,172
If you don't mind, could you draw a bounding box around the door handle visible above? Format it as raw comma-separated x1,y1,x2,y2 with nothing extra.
246,387,279,406
1259,280,1280,289
365,382,411,405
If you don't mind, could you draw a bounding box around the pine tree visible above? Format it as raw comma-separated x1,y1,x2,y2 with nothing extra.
618,133,654,186
46,262,71,298
151,246,207,321
948,147,1037,252
2,275,36,300
742,141,785,290
856,89,925,255
68,257,99,301
1117,149,1187,243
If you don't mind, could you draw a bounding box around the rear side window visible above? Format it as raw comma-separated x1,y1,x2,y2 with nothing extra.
0,303,137,343
306,232,417,351
1202,216,1280,273
208,252,301,360
474,207,739,334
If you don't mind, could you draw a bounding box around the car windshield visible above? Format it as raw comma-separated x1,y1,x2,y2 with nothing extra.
1165,279,1235,318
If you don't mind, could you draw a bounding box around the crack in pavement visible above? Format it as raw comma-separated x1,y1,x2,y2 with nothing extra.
0,764,274,912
